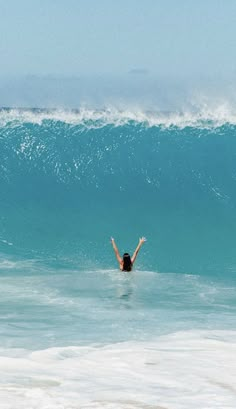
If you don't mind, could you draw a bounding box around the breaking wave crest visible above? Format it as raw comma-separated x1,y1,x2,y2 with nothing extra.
1,102,236,128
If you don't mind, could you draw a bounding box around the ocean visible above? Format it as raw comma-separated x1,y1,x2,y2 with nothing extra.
0,107,235,408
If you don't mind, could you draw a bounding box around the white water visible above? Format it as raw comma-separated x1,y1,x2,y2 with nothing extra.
0,330,235,409
0,251,235,409
1,102,236,128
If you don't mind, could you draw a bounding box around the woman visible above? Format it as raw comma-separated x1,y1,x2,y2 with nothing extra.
111,237,146,271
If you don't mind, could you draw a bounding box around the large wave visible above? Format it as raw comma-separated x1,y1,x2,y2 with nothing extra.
0,107,236,274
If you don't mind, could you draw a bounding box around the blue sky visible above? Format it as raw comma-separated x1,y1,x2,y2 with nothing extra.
0,0,236,78
0,0,236,107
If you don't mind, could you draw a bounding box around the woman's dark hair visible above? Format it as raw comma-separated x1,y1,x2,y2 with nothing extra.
122,253,132,271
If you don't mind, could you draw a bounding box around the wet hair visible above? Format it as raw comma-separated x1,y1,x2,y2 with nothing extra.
122,253,132,272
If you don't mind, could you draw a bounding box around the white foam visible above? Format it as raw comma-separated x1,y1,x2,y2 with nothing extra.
0,330,235,409
1,103,236,129
0,257,42,271
0,239,13,246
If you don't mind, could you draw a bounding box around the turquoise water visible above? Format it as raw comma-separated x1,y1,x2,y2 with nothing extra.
0,108,236,408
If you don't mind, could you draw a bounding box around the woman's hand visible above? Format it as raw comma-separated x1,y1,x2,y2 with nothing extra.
139,237,147,244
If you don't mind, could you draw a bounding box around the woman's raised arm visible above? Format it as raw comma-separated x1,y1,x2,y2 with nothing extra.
131,237,147,264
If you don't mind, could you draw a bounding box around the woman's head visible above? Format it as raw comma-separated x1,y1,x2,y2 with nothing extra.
122,253,132,271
